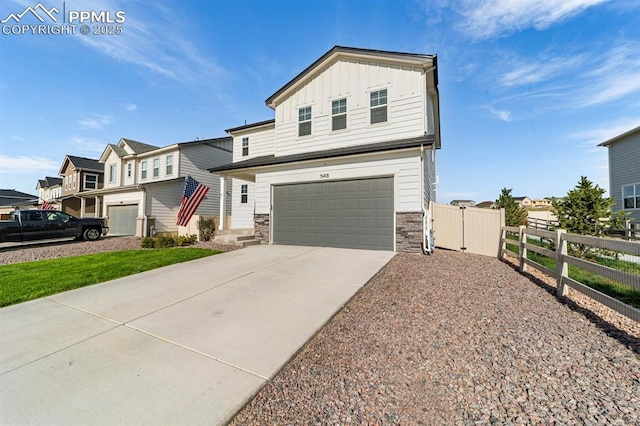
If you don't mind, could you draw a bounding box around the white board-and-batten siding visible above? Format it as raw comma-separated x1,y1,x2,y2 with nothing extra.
273,58,428,157
253,151,423,216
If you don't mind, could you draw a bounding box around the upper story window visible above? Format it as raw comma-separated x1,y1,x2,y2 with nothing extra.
84,173,98,190
370,89,388,124
241,184,248,204
332,98,347,131
242,137,249,157
127,163,132,178
298,106,312,137
72,173,77,189
623,184,640,209
166,155,173,175
109,164,116,183
141,161,147,179
153,158,160,177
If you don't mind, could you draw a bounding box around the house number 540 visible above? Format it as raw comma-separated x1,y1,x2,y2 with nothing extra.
320,173,330,179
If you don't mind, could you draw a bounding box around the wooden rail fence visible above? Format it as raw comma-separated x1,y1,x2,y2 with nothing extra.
500,226,640,323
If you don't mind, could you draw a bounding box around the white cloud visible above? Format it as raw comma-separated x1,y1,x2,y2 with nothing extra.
74,1,227,87
568,117,640,151
0,155,59,174
124,103,137,111
499,54,586,88
458,0,609,39
487,107,512,122
78,114,112,130
69,137,106,153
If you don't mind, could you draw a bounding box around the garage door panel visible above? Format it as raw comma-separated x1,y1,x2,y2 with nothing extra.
107,205,138,236
273,177,393,251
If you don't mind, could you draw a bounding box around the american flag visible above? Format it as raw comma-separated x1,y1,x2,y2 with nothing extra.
41,200,55,210
176,176,209,226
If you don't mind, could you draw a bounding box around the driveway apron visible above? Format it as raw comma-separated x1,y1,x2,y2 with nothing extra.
0,245,394,425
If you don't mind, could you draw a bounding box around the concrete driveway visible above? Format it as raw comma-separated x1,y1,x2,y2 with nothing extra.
0,245,394,425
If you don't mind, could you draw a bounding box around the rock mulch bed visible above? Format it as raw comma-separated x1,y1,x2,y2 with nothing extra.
231,250,640,425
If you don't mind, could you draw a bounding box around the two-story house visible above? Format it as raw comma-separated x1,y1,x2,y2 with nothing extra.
81,137,232,236
209,46,441,252
35,176,62,209
599,125,640,223
58,155,104,217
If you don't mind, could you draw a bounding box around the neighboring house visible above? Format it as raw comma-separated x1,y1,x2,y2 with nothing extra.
35,176,62,209
450,200,476,207
209,46,441,252
81,137,232,236
476,201,496,209
0,189,39,218
531,198,552,208
514,196,533,208
58,155,104,217
599,125,640,223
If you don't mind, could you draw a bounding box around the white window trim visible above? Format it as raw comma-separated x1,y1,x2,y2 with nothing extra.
242,138,249,157
166,155,173,175
84,173,98,190
109,164,117,183
298,106,312,137
240,184,248,204
622,183,640,210
153,158,160,178
331,98,347,131
141,161,147,180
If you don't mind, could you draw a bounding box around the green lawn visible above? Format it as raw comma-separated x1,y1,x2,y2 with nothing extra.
0,248,221,307
505,235,640,308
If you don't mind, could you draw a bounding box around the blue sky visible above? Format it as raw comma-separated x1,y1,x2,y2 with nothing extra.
1,0,639,204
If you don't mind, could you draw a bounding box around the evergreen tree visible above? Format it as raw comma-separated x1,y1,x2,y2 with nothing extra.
495,187,527,226
552,176,627,237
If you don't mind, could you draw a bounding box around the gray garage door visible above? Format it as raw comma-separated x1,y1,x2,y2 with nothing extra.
272,177,394,250
107,205,138,236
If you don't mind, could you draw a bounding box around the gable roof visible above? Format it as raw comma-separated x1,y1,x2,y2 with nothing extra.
265,46,438,109
121,138,160,154
59,155,104,175
597,125,640,147
36,176,62,189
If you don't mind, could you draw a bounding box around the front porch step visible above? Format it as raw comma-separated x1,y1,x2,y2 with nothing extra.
213,229,259,246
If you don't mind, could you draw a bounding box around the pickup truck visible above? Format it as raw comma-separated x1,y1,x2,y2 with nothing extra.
0,210,109,243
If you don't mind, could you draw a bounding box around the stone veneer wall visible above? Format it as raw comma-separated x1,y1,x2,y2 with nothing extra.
254,214,270,243
396,212,423,253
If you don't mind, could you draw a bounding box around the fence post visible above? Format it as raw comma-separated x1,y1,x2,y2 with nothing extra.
556,229,568,297
519,225,526,273
499,227,505,260
625,220,631,241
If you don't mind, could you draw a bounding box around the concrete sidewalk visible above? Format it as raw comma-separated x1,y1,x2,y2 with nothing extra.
0,245,394,425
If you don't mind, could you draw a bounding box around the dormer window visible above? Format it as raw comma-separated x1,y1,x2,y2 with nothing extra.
370,89,388,124
298,106,312,136
242,137,249,156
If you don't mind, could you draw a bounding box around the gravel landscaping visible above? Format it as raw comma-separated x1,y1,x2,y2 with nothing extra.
0,236,240,265
2,239,639,423
231,250,640,425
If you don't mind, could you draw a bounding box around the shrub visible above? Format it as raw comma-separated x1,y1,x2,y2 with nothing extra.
176,234,197,246
197,217,217,242
141,237,156,248
154,236,176,248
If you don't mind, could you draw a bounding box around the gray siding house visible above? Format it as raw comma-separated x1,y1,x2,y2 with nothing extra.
599,125,640,223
